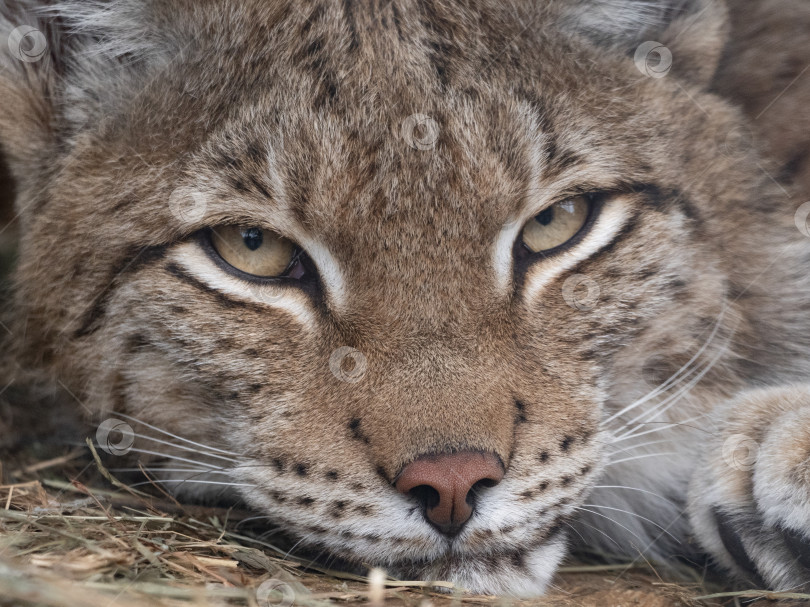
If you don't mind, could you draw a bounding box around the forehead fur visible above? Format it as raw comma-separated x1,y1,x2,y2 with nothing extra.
54,0,690,249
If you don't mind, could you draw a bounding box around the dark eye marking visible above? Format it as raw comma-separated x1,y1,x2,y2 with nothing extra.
164,262,266,312
74,245,168,338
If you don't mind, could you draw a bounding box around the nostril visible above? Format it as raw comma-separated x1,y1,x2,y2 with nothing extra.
394,451,505,536
408,484,441,511
466,477,499,506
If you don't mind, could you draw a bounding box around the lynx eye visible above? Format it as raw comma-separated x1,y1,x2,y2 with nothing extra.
210,226,299,278
521,195,591,253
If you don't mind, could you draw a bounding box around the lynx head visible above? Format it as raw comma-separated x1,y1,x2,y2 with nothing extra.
0,0,775,595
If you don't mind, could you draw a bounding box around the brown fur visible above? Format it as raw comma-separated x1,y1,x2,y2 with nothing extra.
1,0,809,595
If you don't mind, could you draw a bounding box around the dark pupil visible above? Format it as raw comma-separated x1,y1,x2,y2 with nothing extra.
241,227,263,251
535,207,554,226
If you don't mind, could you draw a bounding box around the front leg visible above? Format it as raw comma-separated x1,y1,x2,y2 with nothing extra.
689,385,810,590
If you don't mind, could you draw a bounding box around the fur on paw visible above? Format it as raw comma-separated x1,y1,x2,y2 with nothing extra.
688,385,810,590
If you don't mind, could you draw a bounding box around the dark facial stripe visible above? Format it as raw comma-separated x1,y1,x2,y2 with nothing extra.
641,184,701,222
74,245,167,338
164,262,268,313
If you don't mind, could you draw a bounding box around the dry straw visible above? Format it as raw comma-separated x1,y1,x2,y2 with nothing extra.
0,443,795,607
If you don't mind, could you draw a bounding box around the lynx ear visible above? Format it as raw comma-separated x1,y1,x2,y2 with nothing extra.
0,4,59,198
0,1,177,204
559,0,729,86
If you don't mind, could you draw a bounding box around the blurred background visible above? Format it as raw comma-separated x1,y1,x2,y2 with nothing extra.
0,151,16,312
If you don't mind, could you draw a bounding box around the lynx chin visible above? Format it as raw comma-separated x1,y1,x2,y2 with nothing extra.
2,0,810,596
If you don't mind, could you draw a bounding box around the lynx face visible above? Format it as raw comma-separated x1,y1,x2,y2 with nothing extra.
2,0,807,596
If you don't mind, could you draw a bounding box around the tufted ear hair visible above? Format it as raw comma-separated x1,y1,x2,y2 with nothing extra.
0,2,60,201
558,0,729,86
0,1,177,207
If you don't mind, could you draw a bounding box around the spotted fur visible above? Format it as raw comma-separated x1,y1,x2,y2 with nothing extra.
1,0,810,596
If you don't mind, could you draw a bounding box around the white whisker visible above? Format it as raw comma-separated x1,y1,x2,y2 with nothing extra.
282,531,318,561
574,507,649,547
562,520,588,544
118,447,230,470
580,504,679,542
568,517,622,549
602,304,727,426
591,485,673,503
605,451,679,467
235,515,277,526
612,413,716,443
124,431,241,464
615,331,733,440
603,437,677,457
128,479,255,488
110,467,231,474
115,412,245,457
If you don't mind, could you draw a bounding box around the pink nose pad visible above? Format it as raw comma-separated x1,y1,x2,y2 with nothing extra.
394,451,504,536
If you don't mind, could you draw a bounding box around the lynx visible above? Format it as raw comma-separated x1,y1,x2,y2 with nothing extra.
2,0,810,596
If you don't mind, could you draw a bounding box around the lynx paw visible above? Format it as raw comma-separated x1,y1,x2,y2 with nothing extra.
689,385,810,590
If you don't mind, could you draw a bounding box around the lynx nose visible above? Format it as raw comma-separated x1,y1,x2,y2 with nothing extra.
395,451,504,536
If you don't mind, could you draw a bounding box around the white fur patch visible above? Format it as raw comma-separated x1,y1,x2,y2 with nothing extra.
524,199,632,302
560,0,681,44
170,241,316,327
753,405,810,533
295,234,346,307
